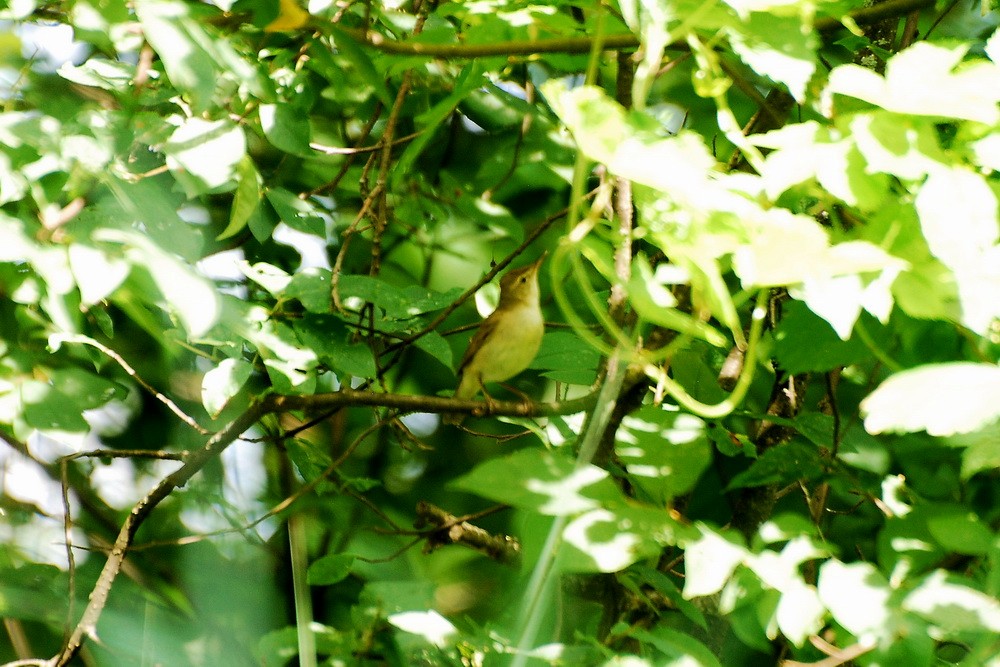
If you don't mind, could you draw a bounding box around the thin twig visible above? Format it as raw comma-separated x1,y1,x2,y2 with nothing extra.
57,335,209,435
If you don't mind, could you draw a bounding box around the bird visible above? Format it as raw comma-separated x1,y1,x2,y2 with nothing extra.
444,255,545,424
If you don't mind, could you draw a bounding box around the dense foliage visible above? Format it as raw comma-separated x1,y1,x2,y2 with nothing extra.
1,0,999,665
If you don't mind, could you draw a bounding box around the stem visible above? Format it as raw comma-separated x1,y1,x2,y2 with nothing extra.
289,513,317,667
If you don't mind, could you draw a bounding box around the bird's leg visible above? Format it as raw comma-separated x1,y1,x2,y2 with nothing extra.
499,382,534,412
478,380,502,416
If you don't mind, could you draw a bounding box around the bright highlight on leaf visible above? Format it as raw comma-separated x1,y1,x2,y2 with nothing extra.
862,363,1000,436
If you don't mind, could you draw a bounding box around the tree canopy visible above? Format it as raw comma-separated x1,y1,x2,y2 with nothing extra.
0,0,999,665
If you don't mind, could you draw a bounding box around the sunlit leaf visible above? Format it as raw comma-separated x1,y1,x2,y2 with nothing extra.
201,358,253,418
827,42,1000,124
451,449,625,516
863,363,1000,436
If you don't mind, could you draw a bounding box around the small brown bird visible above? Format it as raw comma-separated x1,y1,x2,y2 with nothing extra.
445,255,545,424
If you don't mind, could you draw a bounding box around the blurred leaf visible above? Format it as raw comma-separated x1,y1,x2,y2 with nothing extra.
728,13,816,102
828,42,1000,124
202,358,253,418
451,449,626,516
926,508,994,556
862,363,1000,436
163,117,245,194
20,380,91,433
218,156,262,241
561,505,682,573
903,570,1000,634
308,554,355,585
629,626,721,667
260,103,312,155
135,0,219,112
682,525,747,598
68,243,130,307
95,228,220,338
818,560,893,638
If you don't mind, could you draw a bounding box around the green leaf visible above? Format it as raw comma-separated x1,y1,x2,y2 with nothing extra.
728,13,816,102
163,117,246,194
337,275,460,319
818,560,893,638
201,358,253,418
392,61,486,190
771,300,869,373
542,81,719,197
412,330,453,373
265,188,325,237
862,363,1000,436
294,315,377,379
307,554,355,585
629,255,727,347
682,524,747,598
903,570,1000,634
725,439,825,490
530,331,600,385
850,112,947,181
616,405,711,504
827,42,1000,124
135,0,218,112
218,156,262,241
16,361,122,436
560,505,681,573
629,626,722,667
94,228,220,338
451,448,626,516
629,565,707,629
914,165,1000,334
260,102,312,155
68,243,130,307
286,268,332,313
926,508,994,556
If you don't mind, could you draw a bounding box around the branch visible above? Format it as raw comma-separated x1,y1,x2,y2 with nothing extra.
269,387,597,419
330,0,935,59
42,385,591,664
51,401,269,666
415,501,521,565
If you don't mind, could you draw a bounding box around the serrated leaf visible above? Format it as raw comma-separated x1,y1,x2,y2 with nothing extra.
862,363,1000,436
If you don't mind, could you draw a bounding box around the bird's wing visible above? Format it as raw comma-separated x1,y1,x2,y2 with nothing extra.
457,312,501,375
